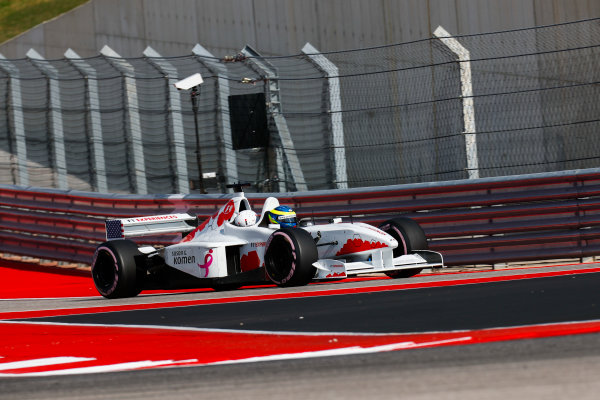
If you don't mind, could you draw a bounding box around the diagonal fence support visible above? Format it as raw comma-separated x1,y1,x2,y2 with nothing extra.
241,45,307,192
434,26,479,180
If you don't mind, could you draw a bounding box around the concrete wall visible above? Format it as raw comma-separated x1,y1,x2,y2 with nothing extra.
1,0,599,58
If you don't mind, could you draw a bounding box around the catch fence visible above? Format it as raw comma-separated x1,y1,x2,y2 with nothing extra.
0,19,599,194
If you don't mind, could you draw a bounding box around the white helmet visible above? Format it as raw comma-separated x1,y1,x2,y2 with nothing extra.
234,210,257,227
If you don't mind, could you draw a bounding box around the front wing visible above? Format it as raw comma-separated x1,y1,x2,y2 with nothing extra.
312,250,444,280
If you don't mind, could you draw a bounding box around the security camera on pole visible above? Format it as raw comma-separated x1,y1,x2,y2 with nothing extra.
174,73,206,193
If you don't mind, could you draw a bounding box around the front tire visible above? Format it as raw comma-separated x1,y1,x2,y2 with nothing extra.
379,217,428,278
91,239,143,298
265,228,318,287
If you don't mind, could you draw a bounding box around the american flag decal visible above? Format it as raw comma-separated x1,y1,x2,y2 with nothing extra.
106,220,123,240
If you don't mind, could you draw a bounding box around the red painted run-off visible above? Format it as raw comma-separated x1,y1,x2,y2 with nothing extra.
0,262,98,298
2,319,600,376
3,260,600,376
0,261,384,299
0,262,220,299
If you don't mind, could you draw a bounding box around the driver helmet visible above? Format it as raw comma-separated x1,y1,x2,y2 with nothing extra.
234,210,257,227
267,205,297,228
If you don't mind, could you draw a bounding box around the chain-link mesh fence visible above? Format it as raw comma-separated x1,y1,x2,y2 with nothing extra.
0,18,599,194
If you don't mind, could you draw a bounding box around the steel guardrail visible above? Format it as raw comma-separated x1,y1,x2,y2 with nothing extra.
1,168,599,267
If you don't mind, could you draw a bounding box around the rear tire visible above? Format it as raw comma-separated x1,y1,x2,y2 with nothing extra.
265,228,318,287
91,240,143,298
379,217,428,278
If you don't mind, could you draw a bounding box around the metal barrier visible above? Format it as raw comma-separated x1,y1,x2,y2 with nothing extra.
1,168,599,267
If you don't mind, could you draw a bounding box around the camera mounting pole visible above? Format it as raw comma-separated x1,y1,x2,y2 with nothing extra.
190,85,205,194
175,73,207,193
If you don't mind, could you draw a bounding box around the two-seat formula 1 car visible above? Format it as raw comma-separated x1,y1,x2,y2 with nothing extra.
91,187,444,298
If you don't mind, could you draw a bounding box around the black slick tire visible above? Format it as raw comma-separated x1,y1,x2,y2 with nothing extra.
264,228,318,287
91,239,143,298
379,217,428,278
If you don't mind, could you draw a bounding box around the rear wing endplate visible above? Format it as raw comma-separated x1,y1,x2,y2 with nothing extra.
105,213,198,240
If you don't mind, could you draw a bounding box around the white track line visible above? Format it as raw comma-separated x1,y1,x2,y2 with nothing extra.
0,359,197,377
213,337,472,365
0,296,96,301
0,319,454,336
0,356,94,371
0,338,472,377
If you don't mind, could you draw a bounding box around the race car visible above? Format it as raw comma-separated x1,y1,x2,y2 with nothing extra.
91,185,444,298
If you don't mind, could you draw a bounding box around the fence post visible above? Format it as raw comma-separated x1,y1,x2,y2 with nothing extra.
100,45,147,194
433,26,479,180
0,54,28,186
143,46,190,194
26,49,68,190
64,48,108,193
302,43,348,190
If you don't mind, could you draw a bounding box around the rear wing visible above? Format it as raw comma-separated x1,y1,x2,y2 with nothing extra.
105,213,198,240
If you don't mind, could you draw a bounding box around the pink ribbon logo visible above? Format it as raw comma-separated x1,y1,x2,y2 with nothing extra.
198,249,213,277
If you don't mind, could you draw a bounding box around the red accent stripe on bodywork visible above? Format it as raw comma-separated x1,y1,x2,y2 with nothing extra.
335,238,388,256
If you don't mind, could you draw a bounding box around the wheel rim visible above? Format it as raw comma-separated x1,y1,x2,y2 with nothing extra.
265,234,295,284
92,248,118,294
381,225,407,257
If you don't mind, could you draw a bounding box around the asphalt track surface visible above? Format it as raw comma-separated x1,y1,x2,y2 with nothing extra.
2,262,600,399
36,272,600,333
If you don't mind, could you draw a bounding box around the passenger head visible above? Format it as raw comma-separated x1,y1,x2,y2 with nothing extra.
234,210,257,227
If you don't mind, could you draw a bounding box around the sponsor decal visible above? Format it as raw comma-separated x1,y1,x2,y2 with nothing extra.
251,242,266,248
173,256,196,264
125,215,179,223
217,201,235,226
325,263,346,279
173,255,196,264
364,225,387,236
335,238,388,257
240,251,261,272
171,249,196,265
198,249,213,277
